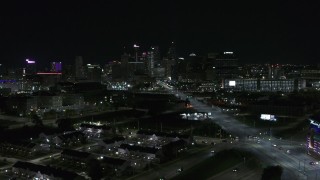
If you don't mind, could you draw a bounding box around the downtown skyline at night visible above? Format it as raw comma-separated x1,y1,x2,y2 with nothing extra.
1,1,320,180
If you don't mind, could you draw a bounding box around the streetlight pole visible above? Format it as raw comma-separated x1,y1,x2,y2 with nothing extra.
299,160,301,171
304,159,306,173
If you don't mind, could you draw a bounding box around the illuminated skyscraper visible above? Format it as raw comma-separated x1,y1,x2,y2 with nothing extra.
75,56,85,80
268,64,282,79
214,52,238,81
51,62,62,72
25,59,36,75
133,44,140,62
86,64,102,82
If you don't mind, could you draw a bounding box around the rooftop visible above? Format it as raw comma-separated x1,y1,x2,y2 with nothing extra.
13,161,82,180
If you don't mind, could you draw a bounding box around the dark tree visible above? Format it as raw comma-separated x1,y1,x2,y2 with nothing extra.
31,114,43,127
261,165,283,180
118,126,124,135
87,158,103,180
56,118,74,131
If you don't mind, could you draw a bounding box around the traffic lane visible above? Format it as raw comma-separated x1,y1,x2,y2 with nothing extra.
160,84,317,179
131,143,237,180
208,162,262,180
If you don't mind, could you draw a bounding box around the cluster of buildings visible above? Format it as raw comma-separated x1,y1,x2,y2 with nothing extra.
2,119,193,179
0,43,320,97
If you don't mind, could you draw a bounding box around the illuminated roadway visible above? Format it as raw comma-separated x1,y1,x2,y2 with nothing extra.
157,81,319,180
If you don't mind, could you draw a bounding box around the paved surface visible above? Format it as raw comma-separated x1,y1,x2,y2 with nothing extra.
157,81,319,180
129,142,235,180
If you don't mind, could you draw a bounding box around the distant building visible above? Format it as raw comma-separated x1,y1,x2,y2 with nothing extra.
61,149,92,164
79,123,112,137
53,131,86,147
307,115,320,157
118,144,163,161
51,62,62,72
101,156,130,176
4,95,37,116
99,136,125,149
0,141,42,155
25,59,37,75
75,56,85,80
12,161,84,180
33,91,63,110
86,64,102,82
268,64,283,79
214,52,238,81
224,78,306,92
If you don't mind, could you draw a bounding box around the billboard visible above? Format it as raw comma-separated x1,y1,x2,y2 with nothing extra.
229,81,236,86
310,119,320,134
260,114,276,121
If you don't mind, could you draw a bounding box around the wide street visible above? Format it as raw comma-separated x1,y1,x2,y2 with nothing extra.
129,142,236,180
157,81,320,180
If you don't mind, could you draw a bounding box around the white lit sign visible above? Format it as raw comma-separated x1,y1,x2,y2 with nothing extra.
260,114,276,121
224,52,233,54
229,81,236,86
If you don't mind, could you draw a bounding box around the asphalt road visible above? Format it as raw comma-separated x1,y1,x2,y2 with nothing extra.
157,81,319,180
129,142,236,180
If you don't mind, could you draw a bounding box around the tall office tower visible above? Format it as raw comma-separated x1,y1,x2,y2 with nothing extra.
151,46,161,67
147,47,157,76
167,42,177,62
51,62,62,72
0,64,3,77
86,64,102,82
184,53,206,81
268,64,282,79
120,53,130,79
25,59,37,75
133,44,140,62
75,56,85,80
62,64,74,81
111,61,123,80
165,42,178,80
214,52,239,81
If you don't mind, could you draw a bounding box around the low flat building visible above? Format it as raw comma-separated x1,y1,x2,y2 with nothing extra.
61,149,92,164
101,156,130,176
99,136,125,149
118,144,163,161
53,131,86,147
79,123,112,137
12,161,84,180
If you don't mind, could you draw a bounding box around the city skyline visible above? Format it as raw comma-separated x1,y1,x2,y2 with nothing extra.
1,1,319,67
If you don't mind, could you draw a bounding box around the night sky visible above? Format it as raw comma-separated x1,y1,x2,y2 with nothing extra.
1,1,319,68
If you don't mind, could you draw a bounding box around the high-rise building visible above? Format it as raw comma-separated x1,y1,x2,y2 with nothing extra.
25,59,37,75
151,46,161,67
133,44,140,62
147,50,155,73
214,52,238,81
51,62,62,72
165,42,178,80
86,64,102,82
167,42,177,62
75,56,85,80
268,64,283,79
